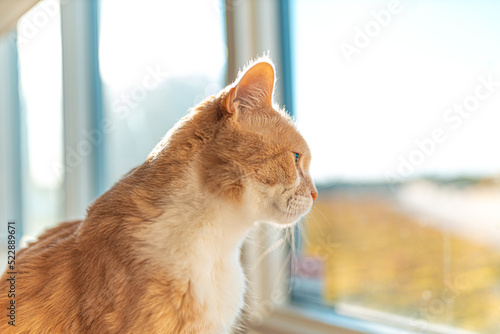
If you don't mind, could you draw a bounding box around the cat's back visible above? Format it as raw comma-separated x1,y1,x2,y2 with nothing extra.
0,220,83,333
0,219,210,333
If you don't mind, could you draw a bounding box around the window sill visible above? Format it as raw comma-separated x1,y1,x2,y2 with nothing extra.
251,308,360,334
252,304,403,334
252,303,478,334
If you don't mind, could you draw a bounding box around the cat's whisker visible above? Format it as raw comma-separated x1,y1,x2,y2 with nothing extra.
277,209,295,293
312,205,334,227
273,247,291,291
250,236,285,271
284,224,291,245
289,225,297,293
296,219,308,244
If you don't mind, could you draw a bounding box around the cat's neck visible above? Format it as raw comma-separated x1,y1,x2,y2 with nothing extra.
135,161,251,266
142,188,254,272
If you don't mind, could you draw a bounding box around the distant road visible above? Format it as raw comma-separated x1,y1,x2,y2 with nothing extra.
396,181,500,250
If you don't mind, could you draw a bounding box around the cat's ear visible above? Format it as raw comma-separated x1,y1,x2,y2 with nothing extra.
225,61,275,115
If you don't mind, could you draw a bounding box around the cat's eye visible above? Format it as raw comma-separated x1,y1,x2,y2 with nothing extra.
293,152,300,164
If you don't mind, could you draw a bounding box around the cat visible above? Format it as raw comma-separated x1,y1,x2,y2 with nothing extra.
0,58,317,333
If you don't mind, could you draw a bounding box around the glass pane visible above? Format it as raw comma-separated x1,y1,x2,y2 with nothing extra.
17,0,64,243
99,0,227,189
290,1,500,333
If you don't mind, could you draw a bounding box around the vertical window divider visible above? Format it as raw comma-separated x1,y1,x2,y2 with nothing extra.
60,0,103,220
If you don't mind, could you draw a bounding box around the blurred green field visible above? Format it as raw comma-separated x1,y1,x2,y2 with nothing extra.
301,191,500,333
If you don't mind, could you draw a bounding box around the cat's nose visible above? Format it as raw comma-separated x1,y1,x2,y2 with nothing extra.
311,191,318,202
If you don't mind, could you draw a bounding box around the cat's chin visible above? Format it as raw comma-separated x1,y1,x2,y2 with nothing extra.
274,219,301,228
266,203,310,226
261,216,301,228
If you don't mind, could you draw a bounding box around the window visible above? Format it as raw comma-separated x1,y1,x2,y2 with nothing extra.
99,0,227,189
2,1,498,333
289,1,500,333
0,0,227,253
2,1,64,244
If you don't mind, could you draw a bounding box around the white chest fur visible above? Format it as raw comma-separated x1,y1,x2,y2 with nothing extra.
144,206,252,334
190,238,247,333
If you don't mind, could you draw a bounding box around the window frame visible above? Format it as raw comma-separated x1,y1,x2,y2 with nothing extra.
0,30,23,245
60,0,103,218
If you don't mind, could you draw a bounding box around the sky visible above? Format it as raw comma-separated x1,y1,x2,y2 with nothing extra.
17,0,63,189
293,0,500,183
99,0,226,91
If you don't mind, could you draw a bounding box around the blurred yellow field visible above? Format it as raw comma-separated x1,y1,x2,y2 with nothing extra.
301,184,500,333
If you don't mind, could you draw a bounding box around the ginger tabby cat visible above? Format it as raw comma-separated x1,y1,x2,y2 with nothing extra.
0,59,317,333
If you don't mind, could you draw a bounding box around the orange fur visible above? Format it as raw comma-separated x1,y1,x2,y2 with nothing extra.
0,58,316,333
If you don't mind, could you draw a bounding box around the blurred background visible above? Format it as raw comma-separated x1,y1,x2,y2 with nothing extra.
0,1,499,333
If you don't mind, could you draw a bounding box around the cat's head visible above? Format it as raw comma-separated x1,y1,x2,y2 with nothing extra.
199,59,317,226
